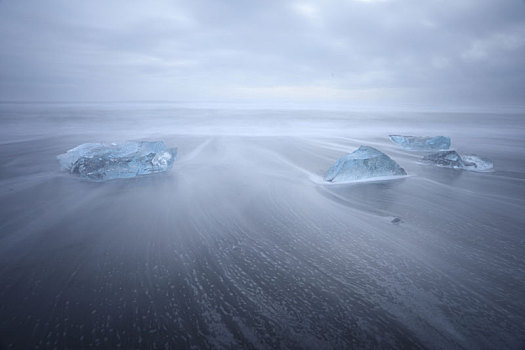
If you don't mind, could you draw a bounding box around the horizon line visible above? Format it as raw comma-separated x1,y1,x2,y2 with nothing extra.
0,100,524,114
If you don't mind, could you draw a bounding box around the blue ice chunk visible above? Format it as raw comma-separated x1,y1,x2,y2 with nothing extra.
423,151,493,171
324,146,407,183
57,141,177,181
389,135,451,151
422,150,464,168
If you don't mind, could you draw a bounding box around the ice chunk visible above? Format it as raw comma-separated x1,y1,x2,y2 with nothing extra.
389,135,450,151
324,146,407,183
422,150,464,168
57,141,177,181
461,155,494,171
422,151,493,171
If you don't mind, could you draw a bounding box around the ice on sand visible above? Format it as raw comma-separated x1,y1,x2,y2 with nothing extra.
389,135,451,151
57,141,177,181
324,146,407,183
422,150,493,171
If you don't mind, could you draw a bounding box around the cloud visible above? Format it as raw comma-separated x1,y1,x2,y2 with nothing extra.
350,0,393,3
461,25,525,62
0,0,524,106
292,3,319,19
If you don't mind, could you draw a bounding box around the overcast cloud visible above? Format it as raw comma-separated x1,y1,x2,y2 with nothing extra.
0,0,524,107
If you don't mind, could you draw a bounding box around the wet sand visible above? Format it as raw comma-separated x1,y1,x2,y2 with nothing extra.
1,104,524,349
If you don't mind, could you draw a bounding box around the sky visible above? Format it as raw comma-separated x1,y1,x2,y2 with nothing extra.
0,0,524,108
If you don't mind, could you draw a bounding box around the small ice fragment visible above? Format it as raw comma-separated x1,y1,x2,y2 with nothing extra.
389,135,451,151
391,217,402,224
324,146,407,183
461,155,494,171
57,141,177,181
422,151,493,171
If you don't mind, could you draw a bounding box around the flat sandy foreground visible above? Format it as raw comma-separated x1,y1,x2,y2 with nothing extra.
0,104,524,349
